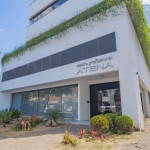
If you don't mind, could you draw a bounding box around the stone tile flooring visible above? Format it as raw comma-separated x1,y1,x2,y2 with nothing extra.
0,121,149,150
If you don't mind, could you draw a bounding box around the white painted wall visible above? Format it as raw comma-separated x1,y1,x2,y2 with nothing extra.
127,9,150,91
0,92,11,111
78,80,90,120
26,0,103,41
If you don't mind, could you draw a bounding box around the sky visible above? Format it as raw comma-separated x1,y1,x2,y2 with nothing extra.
0,0,150,64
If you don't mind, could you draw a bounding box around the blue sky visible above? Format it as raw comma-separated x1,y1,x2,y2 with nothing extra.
0,1,150,63
0,0,31,60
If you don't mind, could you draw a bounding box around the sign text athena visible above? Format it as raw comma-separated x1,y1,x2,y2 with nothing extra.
77,55,113,74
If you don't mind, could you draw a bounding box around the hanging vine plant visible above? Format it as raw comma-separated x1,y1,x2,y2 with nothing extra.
1,0,150,69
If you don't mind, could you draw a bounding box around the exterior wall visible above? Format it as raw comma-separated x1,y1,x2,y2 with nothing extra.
127,10,150,90
26,0,103,41
1,6,128,91
0,92,11,110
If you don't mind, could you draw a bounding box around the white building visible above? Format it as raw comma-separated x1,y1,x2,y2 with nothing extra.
0,0,150,130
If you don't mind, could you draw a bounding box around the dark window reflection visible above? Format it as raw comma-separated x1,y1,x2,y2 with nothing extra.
38,85,78,119
11,85,78,120
21,91,38,115
29,0,68,25
97,89,122,115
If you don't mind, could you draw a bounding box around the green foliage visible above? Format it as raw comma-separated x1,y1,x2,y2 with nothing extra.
115,116,134,133
62,130,78,147
125,0,150,69
104,115,113,128
29,115,43,127
1,0,150,70
90,115,109,133
12,125,22,132
0,109,13,127
44,109,65,123
86,136,96,142
104,113,117,126
10,109,21,120
12,127,22,131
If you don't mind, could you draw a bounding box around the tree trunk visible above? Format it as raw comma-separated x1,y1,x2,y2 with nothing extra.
3,123,5,127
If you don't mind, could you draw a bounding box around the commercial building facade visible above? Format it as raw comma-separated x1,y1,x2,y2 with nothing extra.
0,0,150,130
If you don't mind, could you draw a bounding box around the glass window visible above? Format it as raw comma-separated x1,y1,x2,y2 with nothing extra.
38,85,78,120
47,6,53,13
11,93,22,110
37,14,42,20
34,17,38,22
53,0,67,9
29,19,34,25
41,10,47,17
11,84,78,120
29,0,67,25
21,91,38,115
38,89,50,115
97,88,121,115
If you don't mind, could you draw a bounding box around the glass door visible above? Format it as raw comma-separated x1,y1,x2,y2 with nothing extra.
90,82,121,117
97,89,121,115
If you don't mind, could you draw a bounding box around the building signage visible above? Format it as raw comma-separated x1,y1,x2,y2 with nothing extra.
76,55,113,74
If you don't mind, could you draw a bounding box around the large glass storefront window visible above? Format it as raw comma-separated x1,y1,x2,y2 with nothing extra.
11,85,78,120
21,91,38,115
97,88,121,115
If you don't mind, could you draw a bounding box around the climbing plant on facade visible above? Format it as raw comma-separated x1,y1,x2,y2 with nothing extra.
1,0,150,69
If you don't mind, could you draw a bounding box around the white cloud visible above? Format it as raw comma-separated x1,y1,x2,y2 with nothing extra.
0,28,4,33
142,0,150,5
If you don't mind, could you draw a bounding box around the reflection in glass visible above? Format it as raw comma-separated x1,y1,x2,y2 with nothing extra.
29,0,68,25
97,89,121,115
38,85,78,120
12,85,78,120
21,91,38,115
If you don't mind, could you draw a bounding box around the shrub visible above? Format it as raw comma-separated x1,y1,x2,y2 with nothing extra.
44,109,65,123
86,136,96,142
0,109,13,127
104,115,113,128
62,130,78,147
22,116,29,121
29,115,43,127
104,110,113,114
90,115,109,133
115,116,133,133
18,118,32,131
12,127,22,131
12,125,22,131
77,129,86,139
104,113,117,126
11,109,21,120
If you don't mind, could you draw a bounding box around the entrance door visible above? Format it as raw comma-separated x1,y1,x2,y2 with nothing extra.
90,82,121,118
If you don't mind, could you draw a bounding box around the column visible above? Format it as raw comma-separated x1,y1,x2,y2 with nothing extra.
78,80,90,121
119,67,144,130
0,92,11,111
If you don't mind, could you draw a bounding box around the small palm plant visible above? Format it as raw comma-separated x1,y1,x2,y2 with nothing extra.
0,109,12,127
44,109,65,124
11,109,21,121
